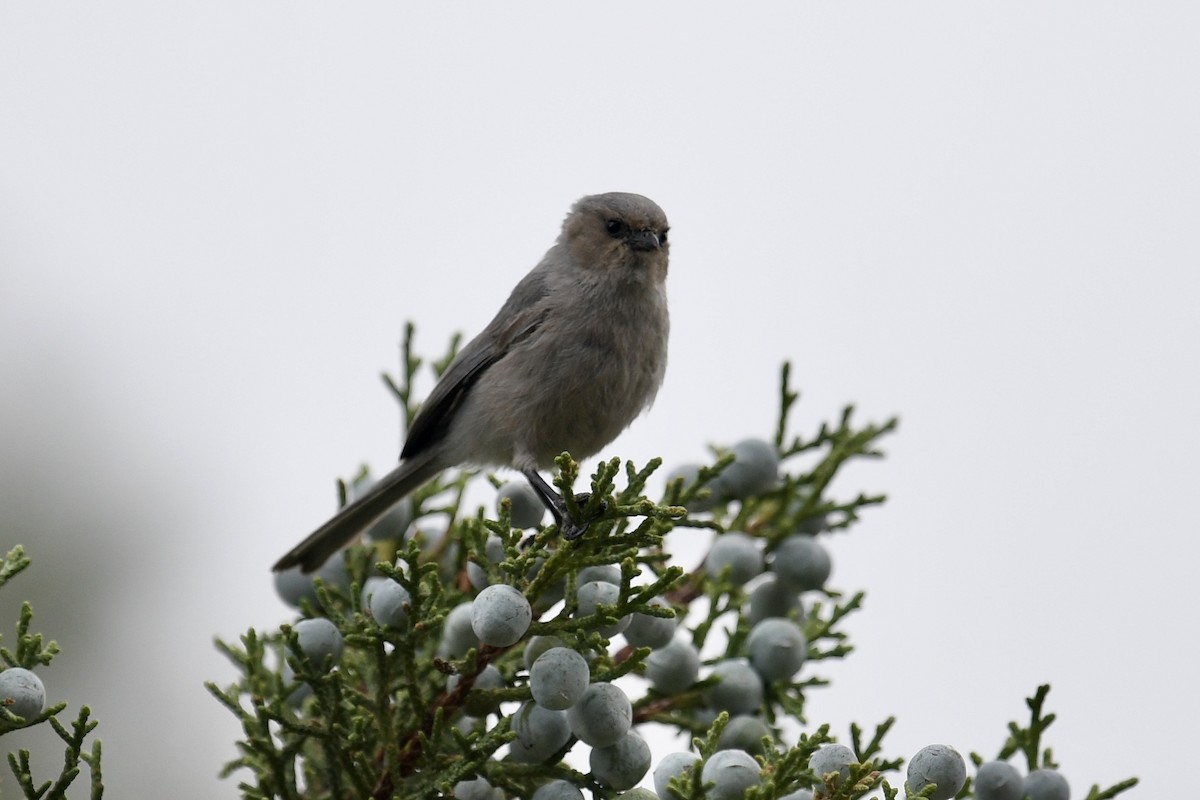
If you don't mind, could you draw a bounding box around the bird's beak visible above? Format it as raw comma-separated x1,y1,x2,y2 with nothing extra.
628,229,661,252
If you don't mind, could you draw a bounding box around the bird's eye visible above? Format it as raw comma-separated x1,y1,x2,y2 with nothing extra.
659,228,669,245
605,219,627,238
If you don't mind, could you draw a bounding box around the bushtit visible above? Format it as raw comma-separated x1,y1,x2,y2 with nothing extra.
274,192,670,572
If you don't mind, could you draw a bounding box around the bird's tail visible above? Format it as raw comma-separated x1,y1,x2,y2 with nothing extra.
273,451,443,574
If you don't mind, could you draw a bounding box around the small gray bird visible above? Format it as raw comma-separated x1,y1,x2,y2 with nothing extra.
274,192,670,572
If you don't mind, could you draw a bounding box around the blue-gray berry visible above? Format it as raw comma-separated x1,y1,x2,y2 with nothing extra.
778,790,814,800
466,560,490,591
566,682,632,747
706,532,763,586
591,730,652,790
701,749,761,800
497,480,546,529
1024,769,1070,800
438,601,479,658
274,549,350,608
532,779,584,800
577,564,622,585
0,668,45,722
795,511,830,535
771,535,831,592
716,715,773,755
653,751,701,799
523,635,566,670
452,776,503,800
809,743,856,786
509,700,571,763
692,707,720,730
746,576,805,625
368,578,411,628
975,761,1024,800
745,617,807,681
907,744,966,800
719,438,779,499
623,596,676,650
293,618,343,669
575,580,631,637
645,638,700,695
484,534,506,564
314,548,352,592
360,576,388,609
530,647,590,710
274,566,320,608
704,659,764,715
471,584,532,647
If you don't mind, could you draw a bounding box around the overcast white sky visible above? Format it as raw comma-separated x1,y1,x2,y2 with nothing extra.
1,4,1196,798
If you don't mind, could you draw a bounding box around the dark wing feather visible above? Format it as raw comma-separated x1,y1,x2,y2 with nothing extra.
400,269,552,459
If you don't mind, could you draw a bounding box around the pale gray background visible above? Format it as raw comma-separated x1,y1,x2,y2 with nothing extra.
1,3,1195,798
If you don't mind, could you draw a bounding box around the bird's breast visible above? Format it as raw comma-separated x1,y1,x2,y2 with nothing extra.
454,283,668,469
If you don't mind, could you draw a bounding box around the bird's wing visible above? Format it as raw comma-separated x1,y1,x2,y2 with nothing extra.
400,268,552,459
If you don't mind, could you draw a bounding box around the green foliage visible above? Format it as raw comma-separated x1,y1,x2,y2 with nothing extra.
0,547,104,800
999,684,1060,771
969,686,1138,800
211,327,1138,799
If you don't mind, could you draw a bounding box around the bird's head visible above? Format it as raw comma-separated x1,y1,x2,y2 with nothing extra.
561,192,670,282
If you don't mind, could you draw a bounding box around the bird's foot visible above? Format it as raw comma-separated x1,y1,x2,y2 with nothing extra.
558,493,608,541
521,468,607,541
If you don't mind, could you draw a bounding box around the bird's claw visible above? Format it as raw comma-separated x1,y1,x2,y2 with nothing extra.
560,493,607,541
520,468,608,541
